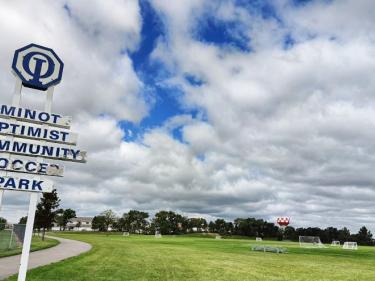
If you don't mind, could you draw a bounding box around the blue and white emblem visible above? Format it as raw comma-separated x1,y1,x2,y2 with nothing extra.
12,43,64,91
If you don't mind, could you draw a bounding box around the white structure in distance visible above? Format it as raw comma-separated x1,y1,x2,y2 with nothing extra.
331,241,340,246
155,231,162,238
51,217,93,231
123,232,130,237
343,242,358,250
256,237,263,242
299,236,326,248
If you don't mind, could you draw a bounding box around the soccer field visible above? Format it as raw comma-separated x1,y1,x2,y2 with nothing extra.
4,233,375,281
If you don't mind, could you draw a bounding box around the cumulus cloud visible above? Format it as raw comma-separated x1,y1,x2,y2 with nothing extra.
1,0,375,232
0,0,147,121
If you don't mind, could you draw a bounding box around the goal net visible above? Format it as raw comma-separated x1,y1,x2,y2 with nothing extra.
155,231,162,238
299,236,325,248
0,224,26,251
343,242,358,250
256,237,262,242
123,232,130,237
331,240,340,246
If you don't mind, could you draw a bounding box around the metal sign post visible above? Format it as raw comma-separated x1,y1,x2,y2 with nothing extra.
0,43,86,281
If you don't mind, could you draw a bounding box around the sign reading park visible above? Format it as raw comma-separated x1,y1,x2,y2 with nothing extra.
0,43,87,281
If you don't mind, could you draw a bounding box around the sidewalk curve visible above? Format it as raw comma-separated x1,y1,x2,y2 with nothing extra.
0,236,91,280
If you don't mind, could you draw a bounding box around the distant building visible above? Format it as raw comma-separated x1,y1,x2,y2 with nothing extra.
51,217,93,231
68,217,93,231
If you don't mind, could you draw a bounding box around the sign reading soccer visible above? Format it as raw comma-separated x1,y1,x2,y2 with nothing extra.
0,43,86,281
12,43,64,91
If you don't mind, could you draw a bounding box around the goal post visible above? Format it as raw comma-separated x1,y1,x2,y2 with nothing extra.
155,231,162,238
331,240,340,246
343,242,358,250
299,236,325,248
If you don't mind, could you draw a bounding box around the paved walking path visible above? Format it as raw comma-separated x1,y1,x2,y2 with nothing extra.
0,236,91,280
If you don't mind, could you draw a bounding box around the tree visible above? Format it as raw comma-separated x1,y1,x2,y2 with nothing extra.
18,216,27,224
283,226,296,241
92,216,106,231
56,208,76,231
214,219,224,234
76,221,82,230
208,219,233,235
234,218,276,237
153,211,188,234
118,210,149,233
356,226,373,246
187,218,207,232
101,210,117,231
55,209,64,231
0,217,6,230
34,189,60,240
338,227,351,242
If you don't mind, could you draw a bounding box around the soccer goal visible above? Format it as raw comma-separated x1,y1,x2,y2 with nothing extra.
155,231,162,238
256,237,263,242
123,232,130,237
299,236,325,248
343,242,358,250
331,240,340,246
215,235,222,240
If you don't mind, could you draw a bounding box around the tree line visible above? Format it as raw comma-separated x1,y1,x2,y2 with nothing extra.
2,190,373,246
92,209,374,246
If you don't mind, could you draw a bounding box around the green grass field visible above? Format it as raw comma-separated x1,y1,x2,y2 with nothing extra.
4,233,375,281
0,232,59,258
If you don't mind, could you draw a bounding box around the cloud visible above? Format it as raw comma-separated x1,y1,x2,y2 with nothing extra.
0,0,147,122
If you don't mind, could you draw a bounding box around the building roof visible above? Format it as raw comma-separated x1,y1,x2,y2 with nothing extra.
70,217,93,223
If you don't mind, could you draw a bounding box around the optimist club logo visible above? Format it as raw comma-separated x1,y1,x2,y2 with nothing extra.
12,43,64,90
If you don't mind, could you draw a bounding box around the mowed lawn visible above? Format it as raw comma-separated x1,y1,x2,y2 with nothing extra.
4,233,375,281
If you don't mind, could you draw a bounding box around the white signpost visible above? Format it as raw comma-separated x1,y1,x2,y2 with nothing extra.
0,43,86,281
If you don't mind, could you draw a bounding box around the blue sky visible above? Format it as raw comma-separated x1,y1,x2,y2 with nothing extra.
121,0,285,141
121,0,184,141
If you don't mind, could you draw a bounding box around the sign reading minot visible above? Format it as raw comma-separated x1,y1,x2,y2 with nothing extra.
12,43,64,91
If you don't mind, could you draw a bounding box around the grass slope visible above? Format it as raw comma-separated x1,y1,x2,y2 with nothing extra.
0,235,59,258
5,233,375,281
